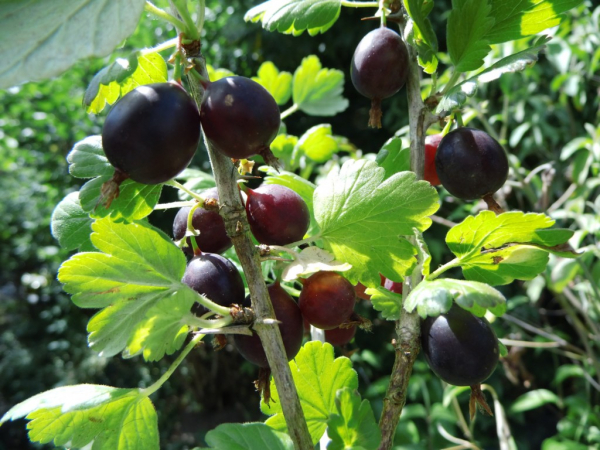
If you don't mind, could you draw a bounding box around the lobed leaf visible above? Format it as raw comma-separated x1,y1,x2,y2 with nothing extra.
51,192,94,251
245,0,341,36
261,341,358,445
447,0,495,72
0,384,158,450
327,388,382,450
403,0,439,73
405,278,507,318
58,219,194,358
446,211,577,285
252,61,293,105
366,286,403,320
67,136,113,179
0,0,145,89
79,176,163,223
314,159,439,287
486,0,583,45
296,124,338,163
292,55,349,116
85,52,168,114
376,137,411,180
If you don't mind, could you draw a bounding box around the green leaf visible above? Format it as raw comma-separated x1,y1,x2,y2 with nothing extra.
437,36,549,113
510,389,561,413
51,192,94,251
252,61,293,105
270,134,299,159
296,124,338,163
327,388,382,450
376,137,411,179
486,0,583,45
207,64,236,81
203,423,294,450
84,54,138,113
405,278,507,318
367,286,403,320
79,176,163,223
281,246,351,282
117,52,168,99
87,52,168,114
0,384,158,449
447,0,495,72
403,0,439,73
245,0,341,36
292,55,349,116
447,211,577,285
553,365,585,385
67,136,113,179
125,293,195,361
0,0,145,89
549,257,581,293
314,159,439,287
58,219,194,358
261,341,358,445
462,245,551,286
176,169,216,201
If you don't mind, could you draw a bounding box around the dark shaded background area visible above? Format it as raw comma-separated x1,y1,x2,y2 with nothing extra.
1,1,599,449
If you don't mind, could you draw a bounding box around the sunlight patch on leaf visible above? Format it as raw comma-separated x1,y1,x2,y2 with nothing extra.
281,247,351,281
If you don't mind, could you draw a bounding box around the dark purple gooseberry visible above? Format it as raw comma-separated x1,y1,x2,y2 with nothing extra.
172,187,232,255
233,282,304,368
182,252,245,316
200,76,280,162
245,184,310,246
325,325,357,347
102,82,200,184
351,27,409,128
298,271,356,330
435,127,509,201
421,304,499,386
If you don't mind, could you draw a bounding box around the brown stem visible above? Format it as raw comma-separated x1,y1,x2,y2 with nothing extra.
483,194,505,215
378,9,434,449
183,48,312,450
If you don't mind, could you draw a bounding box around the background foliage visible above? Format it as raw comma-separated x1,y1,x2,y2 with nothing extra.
0,0,599,449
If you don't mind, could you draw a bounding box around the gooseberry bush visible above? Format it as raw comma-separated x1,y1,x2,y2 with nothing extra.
0,0,585,449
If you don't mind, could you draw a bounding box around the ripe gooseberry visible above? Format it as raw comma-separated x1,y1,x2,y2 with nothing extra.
351,27,408,128
245,184,310,246
182,252,245,316
200,76,280,166
298,271,355,330
102,82,200,184
421,304,499,386
172,187,232,255
435,128,508,202
233,282,304,368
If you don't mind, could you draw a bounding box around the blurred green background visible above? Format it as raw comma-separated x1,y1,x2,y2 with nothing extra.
1,1,599,449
